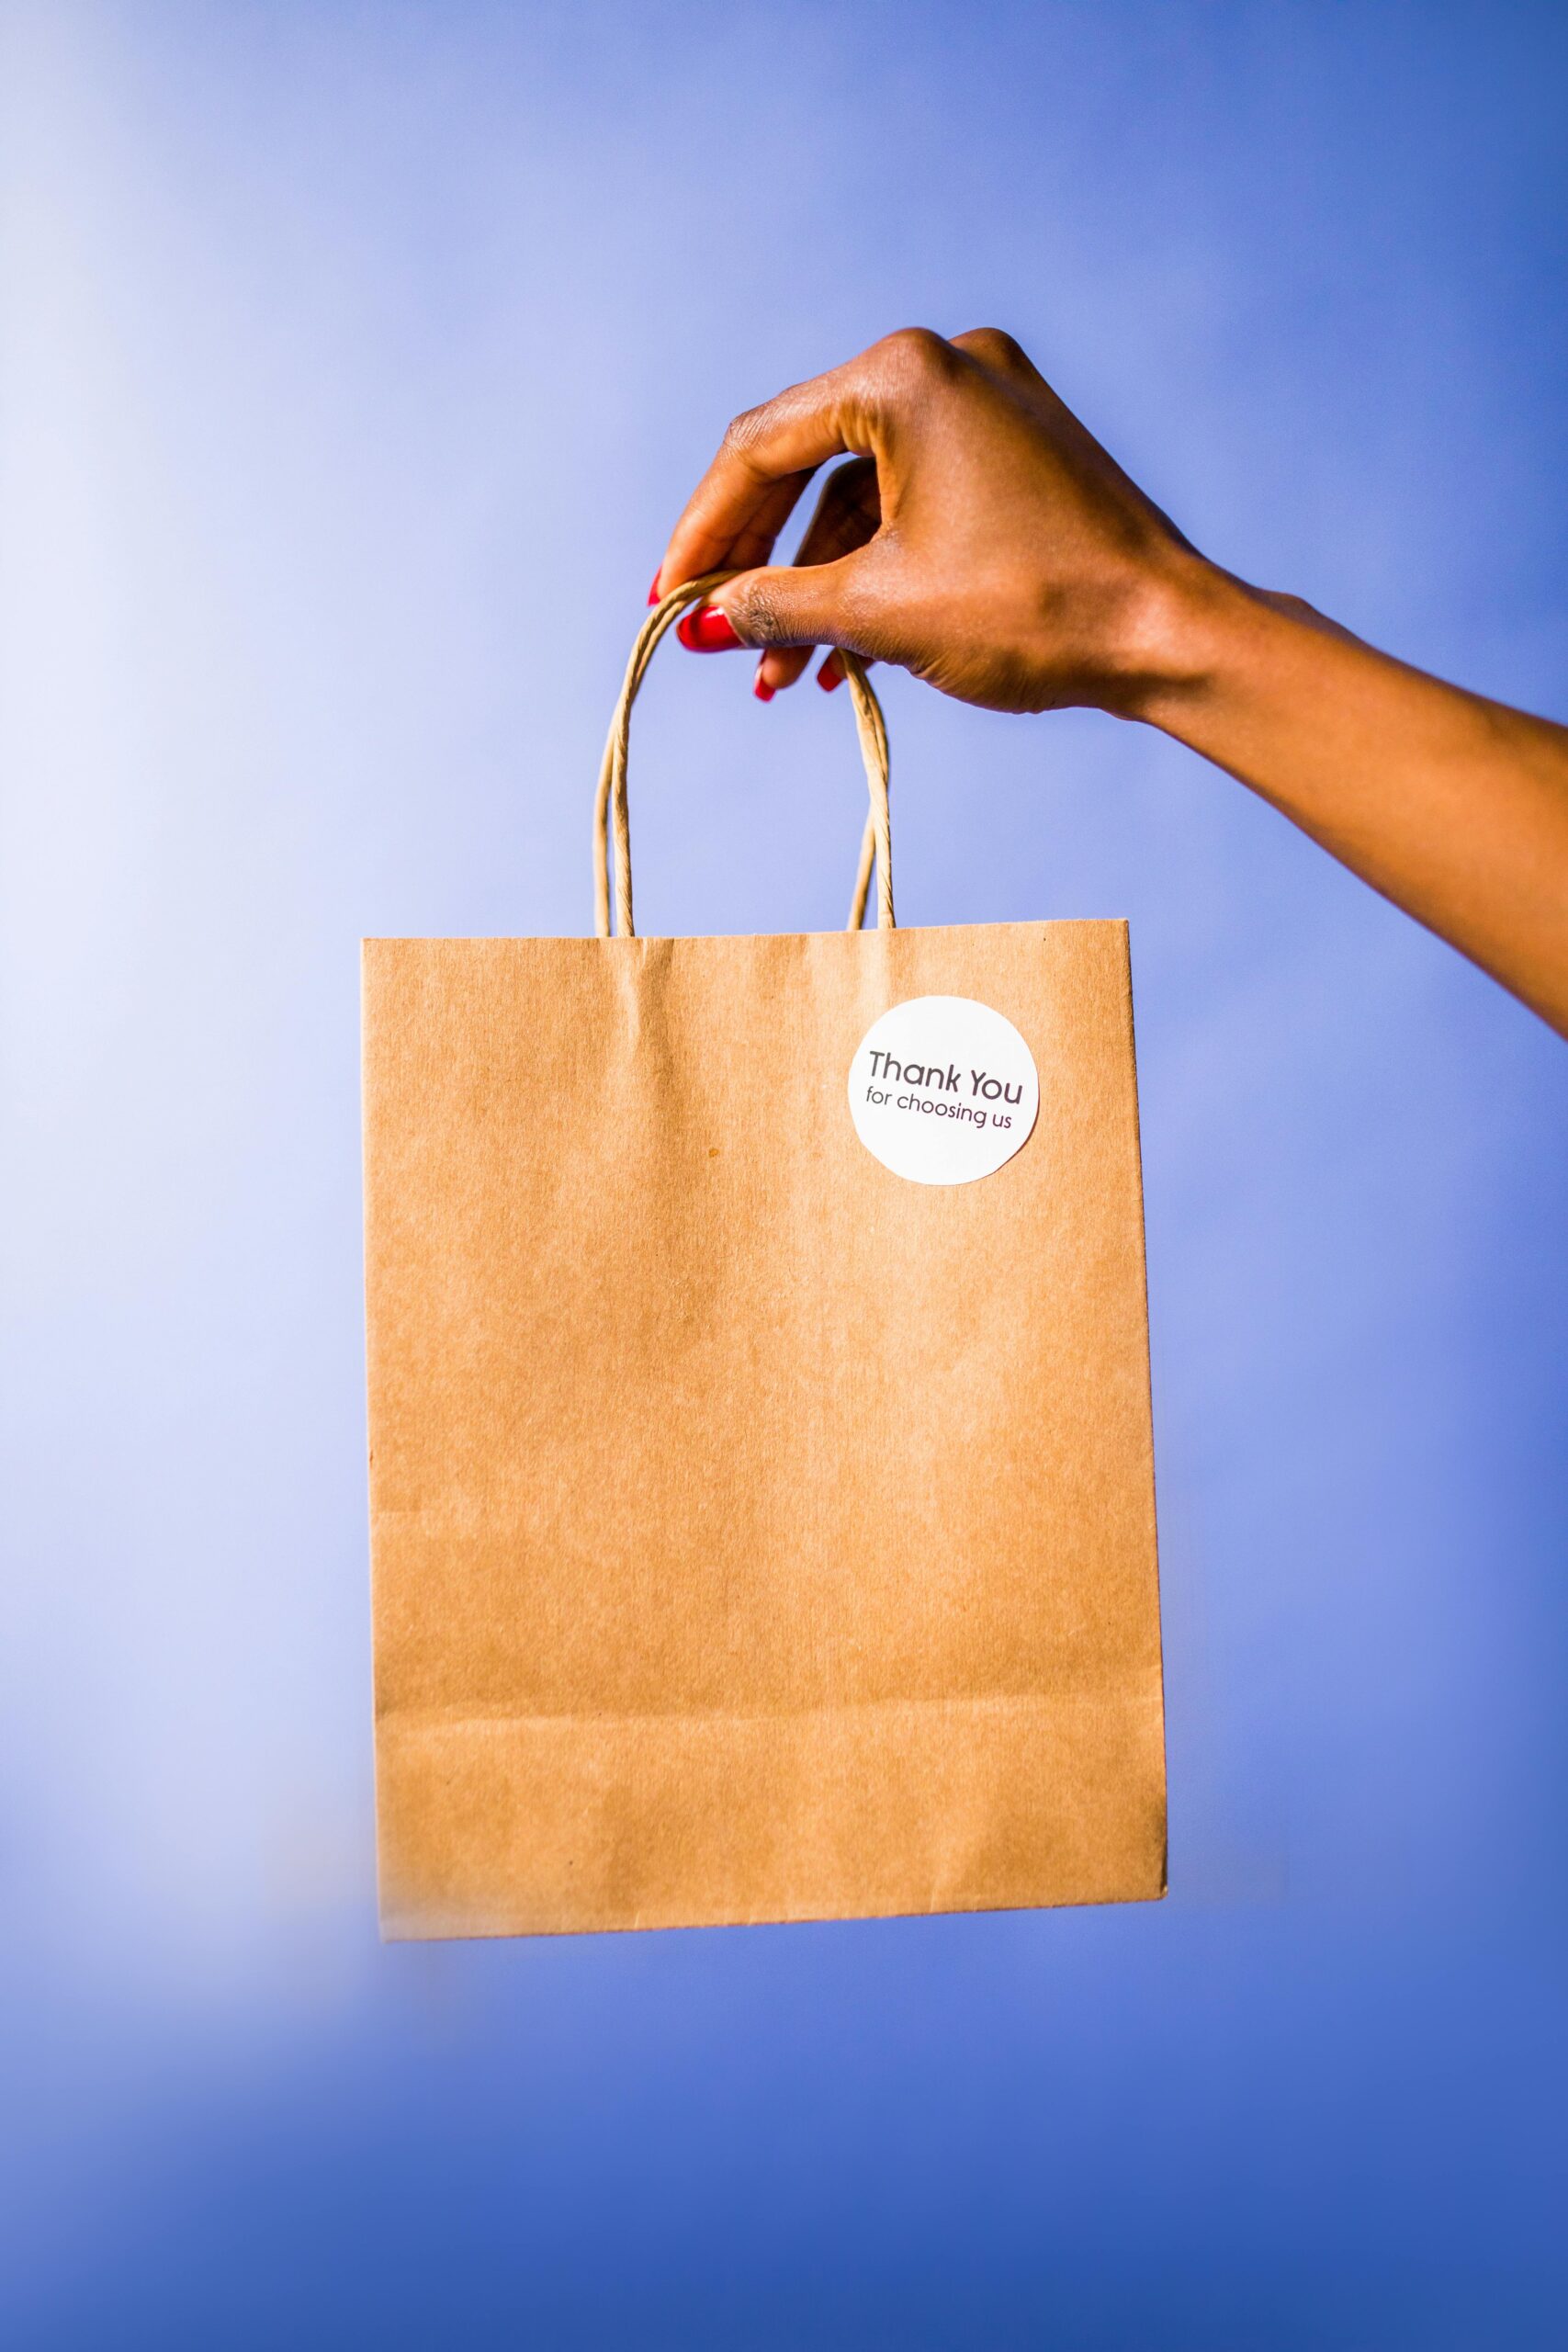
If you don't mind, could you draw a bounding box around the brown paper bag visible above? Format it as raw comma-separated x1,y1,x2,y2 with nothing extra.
363,582,1166,1939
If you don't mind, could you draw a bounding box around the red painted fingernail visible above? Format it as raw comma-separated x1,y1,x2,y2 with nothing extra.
753,667,775,703
676,604,742,653
648,572,662,605
818,654,843,691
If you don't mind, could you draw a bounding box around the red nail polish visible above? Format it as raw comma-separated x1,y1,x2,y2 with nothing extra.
676,605,742,653
753,671,775,703
648,572,663,605
818,654,843,691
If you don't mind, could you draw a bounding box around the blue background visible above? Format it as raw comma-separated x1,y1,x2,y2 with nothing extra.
3,3,1565,2344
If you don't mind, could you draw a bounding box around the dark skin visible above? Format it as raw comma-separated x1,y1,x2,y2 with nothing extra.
655,328,1568,1036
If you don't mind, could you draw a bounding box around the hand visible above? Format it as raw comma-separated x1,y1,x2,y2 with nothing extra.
655,327,1209,715
654,328,1568,1035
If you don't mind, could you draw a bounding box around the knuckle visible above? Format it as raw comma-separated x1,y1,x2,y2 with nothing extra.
726,573,787,645
958,325,1028,371
718,403,771,470
873,325,957,388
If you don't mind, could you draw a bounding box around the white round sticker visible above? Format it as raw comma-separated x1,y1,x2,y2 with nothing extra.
848,995,1039,1185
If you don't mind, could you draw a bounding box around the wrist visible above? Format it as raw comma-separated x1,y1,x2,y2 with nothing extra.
1105,552,1261,729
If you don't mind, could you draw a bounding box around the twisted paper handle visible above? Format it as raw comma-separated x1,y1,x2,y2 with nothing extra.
594,574,893,938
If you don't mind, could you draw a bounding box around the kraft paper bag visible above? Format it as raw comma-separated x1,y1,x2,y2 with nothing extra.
363,579,1166,1939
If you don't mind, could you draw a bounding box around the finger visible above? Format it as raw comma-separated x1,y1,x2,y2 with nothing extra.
658,369,862,596
722,467,818,574
652,469,810,608
759,458,882,694
657,328,953,593
709,548,872,662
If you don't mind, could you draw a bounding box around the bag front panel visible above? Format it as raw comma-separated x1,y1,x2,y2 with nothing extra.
363,919,1164,1937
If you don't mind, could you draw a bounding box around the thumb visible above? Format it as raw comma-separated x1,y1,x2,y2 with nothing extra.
710,552,869,654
